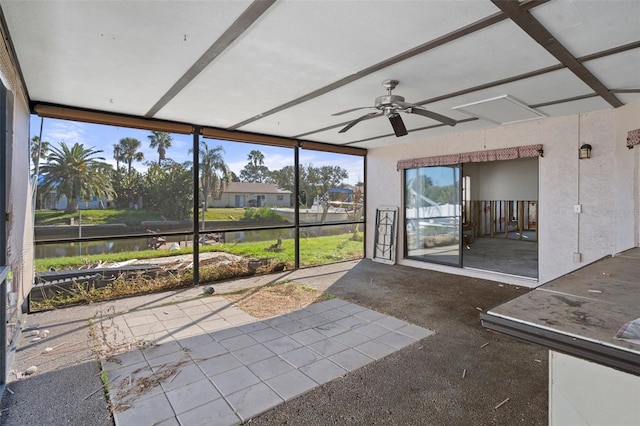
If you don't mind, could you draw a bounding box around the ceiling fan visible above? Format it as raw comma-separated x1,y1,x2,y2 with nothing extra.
332,79,457,137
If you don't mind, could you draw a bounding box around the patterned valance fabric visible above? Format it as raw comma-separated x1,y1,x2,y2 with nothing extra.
396,144,544,170
627,129,640,149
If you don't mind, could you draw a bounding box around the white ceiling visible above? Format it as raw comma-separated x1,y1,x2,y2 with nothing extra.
1,0,639,150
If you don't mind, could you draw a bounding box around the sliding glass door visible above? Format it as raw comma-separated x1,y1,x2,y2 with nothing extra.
404,165,461,266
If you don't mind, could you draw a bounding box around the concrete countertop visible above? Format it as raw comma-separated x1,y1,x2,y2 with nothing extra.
482,248,640,375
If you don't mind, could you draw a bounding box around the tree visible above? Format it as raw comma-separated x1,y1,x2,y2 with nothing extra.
269,164,348,207
142,160,192,220
30,136,49,172
191,141,231,211
239,150,269,182
114,137,144,174
111,168,144,208
268,166,295,192
39,142,114,213
147,131,172,163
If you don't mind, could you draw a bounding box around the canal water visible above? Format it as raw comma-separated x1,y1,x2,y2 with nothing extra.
34,229,297,259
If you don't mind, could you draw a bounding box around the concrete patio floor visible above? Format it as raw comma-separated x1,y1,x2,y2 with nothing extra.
101,295,433,425
1,259,548,425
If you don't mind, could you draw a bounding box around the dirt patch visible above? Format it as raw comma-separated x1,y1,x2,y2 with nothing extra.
221,282,333,318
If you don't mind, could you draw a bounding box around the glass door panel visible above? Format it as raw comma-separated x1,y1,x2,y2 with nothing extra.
404,165,461,266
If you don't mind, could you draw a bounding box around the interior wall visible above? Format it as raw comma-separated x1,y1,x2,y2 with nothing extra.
466,157,538,201
366,99,640,286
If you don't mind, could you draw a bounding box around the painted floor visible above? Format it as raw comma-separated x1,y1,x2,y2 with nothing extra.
100,295,434,425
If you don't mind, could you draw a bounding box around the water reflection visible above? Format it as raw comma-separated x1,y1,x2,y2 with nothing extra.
36,238,150,258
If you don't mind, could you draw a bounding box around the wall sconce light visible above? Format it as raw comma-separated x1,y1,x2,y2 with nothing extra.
579,143,592,159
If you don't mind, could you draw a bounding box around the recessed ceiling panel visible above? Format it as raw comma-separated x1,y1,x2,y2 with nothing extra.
453,95,546,125
1,1,251,115
408,68,595,122
530,0,640,57
155,0,499,127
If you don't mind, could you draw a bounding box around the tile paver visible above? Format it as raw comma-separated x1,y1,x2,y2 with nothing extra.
262,335,303,354
307,337,349,357
247,356,296,381
248,326,284,343
231,343,276,365
279,346,323,368
227,382,284,422
105,296,434,426
211,365,261,395
329,348,374,371
196,352,242,376
266,369,318,401
299,358,348,384
176,397,240,426
354,339,397,359
165,378,221,415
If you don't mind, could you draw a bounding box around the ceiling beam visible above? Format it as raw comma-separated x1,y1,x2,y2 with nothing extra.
296,40,639,140
490,0,623,108
145,0,276,118
228,10,510,131
34,104,194,134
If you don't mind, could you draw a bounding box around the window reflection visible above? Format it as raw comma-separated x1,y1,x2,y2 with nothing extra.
405,165,461,266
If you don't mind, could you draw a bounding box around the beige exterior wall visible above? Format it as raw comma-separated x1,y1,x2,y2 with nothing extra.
211,192,292,208
366,100,640,286
1,24,34,306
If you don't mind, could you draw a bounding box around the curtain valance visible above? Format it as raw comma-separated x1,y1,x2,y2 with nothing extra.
627,129,640,149
397,144,543,170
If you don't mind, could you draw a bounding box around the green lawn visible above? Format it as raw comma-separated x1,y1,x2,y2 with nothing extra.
34,207,259,226
203,208,248,221
34,232,363,272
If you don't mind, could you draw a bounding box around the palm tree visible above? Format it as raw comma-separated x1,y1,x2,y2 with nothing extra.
240,149,268,182
148,131,172,164
114,137,144,174
248,150,265,168
191,141,231,211
30,136,50,172
39,142,114,213
248,149,265,182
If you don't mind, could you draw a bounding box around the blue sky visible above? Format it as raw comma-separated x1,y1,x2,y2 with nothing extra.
30,116,363,185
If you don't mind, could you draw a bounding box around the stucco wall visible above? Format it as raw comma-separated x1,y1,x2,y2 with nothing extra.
366,100,640,286
212,192,291,208
1,28,34,305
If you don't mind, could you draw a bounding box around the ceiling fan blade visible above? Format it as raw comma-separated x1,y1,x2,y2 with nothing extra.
406,106,457,126
389,114,408,137
332,106,376,116
339,112,382,133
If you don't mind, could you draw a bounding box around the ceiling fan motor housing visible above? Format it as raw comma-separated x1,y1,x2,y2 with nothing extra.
375,94,405,115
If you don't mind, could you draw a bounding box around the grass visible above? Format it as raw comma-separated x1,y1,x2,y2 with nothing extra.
35,232,363,272
30,232,363,310
35,209,165,226
203,208,247,221
34,207,260,226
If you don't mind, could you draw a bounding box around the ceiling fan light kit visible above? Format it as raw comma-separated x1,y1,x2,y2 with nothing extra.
333,79,457,137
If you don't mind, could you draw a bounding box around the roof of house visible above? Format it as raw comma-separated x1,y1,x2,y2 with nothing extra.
224,182,292,194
